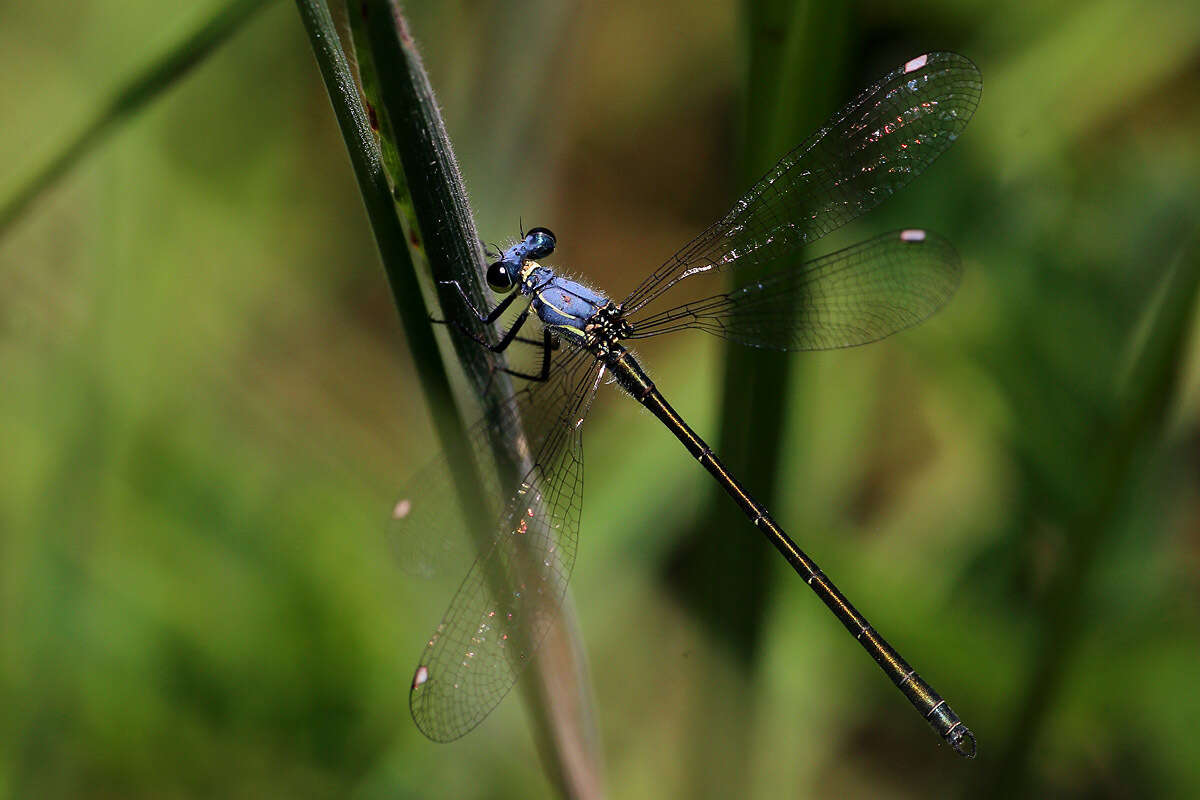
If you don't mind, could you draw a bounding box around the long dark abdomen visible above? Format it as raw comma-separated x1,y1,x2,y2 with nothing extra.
605,344,976,757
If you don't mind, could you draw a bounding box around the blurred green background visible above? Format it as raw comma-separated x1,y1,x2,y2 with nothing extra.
3,1,1199,797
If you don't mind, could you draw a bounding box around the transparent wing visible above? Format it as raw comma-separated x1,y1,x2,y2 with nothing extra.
626,229,961,351
622,52,980,315
388,341,593,580
400,348,604,742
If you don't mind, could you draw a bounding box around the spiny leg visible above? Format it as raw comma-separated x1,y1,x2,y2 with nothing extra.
431,314,557,384
476,326,556,390
430,314,546,349
432,278,559,385
498,327,555,383
437,279,519,325
431,285,531,354
434,278,549,356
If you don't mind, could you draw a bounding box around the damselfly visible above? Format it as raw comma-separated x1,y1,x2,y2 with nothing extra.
394,52,982,756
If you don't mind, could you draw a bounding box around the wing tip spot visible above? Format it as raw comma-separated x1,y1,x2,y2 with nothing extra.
412,665,429,689
393,499,412,519
900,229,927,242
904,54,929,74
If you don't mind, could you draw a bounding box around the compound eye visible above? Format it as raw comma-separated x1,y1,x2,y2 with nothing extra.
486,260,515,292
525,227,556,260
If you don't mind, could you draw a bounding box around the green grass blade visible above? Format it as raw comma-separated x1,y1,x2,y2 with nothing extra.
294,0,475,485
300,2,601,793
666,2,851,795
975,225,1200,796
0,0,273,238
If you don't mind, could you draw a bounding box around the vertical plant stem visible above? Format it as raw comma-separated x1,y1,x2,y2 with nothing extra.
669,2,851,796
298,2,601,795
0,0,274,238
973,226,1200,797
294,0,474,494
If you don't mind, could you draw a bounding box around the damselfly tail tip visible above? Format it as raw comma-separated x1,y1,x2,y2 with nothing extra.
948,725,977,759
